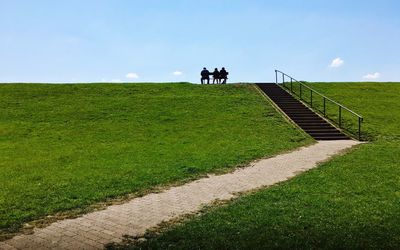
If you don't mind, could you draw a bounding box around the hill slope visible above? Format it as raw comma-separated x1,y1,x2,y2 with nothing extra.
0,83,311,234
127,82,400,249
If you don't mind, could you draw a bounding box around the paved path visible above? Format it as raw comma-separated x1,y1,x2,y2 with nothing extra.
0,140,360,250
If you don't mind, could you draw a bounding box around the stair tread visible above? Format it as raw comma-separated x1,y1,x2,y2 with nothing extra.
257,83,349,140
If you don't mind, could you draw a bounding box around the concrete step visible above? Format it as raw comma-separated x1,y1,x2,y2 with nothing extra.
297,123,333,127
313,136,349,140
293,119,327,124
308,131,344,136
304,128,340,133
288,115,322,119
299,125,336,129
283,111,316,114
288,114,321,117
280,107,308,111
256,83,349,141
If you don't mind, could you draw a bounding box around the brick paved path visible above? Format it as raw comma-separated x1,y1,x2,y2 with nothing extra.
0,140,359,250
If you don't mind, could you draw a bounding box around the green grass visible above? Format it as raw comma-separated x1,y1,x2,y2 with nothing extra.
0,83,312,234
123,82,400,249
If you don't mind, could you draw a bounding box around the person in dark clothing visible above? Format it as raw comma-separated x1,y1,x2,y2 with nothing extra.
201,67,210,84
212,68,220,84
220,67,229,84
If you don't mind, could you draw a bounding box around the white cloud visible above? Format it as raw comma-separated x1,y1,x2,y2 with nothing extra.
172,71,183,76
363,72,380,80
126,72,139,79
329,57,344,68
111,79,122,83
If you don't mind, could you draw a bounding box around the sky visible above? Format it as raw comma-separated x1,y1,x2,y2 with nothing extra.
1,0,399,83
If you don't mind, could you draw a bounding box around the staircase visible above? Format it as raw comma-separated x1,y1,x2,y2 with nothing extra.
256,83,349,140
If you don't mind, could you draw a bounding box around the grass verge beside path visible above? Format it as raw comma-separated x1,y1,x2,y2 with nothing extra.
122,82,400,249
0,83,311,235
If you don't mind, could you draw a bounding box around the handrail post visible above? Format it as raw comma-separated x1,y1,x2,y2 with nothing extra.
290,78,293,93
273,70,364,141
300,84,302,99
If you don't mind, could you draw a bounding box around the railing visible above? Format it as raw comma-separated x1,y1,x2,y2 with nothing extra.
275,70,364,140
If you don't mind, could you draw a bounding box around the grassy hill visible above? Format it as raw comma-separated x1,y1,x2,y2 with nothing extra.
124,82,400,249
0,83,312,235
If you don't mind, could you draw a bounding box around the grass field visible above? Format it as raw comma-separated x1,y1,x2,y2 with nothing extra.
0,83,312,235
123,82,400,249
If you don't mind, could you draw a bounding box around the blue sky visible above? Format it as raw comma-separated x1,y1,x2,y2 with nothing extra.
1,0,399,83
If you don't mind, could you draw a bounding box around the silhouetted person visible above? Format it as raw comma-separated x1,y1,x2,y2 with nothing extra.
220,67,229,84
212,68,220,84
201,67,210,84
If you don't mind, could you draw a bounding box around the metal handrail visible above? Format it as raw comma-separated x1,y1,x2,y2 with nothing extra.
275,70,364,140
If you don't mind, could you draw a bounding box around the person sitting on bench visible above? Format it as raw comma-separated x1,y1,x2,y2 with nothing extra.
212,68,220,84
201,67,210,84
220,67,229,84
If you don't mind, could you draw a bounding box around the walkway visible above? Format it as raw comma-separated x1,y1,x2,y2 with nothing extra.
0,140,360,250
